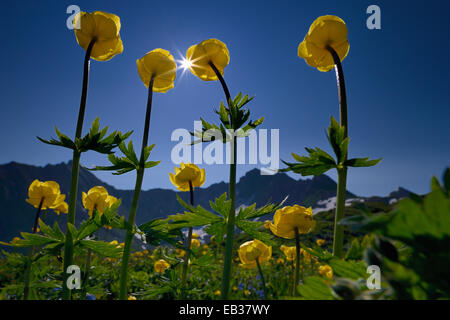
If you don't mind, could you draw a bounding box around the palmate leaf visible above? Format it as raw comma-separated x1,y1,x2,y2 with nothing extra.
38,219,65,241
283,116,381,175
88,140,160,175
75,199,125,241
76,117,133,154
191,92,263,145
281,147,336,176
164,192,281,244
237,196,287,220
327,116,347,163
37,118,132,155
78,240,123,258
235,220,275,244
205,222,227,242
0,219,65,249
209,193,231,218
37,126,76,150
167,195,223,230
138,218,183,247
1,232,60,248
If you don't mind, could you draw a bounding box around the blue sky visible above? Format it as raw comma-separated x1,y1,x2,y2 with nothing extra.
1,0,449,197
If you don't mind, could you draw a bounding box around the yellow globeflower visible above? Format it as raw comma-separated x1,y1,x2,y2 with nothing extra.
128,295,137,300
169,163,205,192
318,264,333,279
280,245,297,261
82,186,117,217
73,11,123,61
136,49,177,92
316,239,326,246
154,259,170,273
214,290,221,296
191,239,201,249
238,239,272,269
175,248,186,258
269,205,316,239
51,200,69,215
26,180,64,210
186,39,230,81
300,248,315,263
297,15,350,72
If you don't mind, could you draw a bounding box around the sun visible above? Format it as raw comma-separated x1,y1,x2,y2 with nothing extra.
179,57,193,70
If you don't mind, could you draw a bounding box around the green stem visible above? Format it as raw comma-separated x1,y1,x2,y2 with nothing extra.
289,260,294,296
208,61,236,300
23,199,44,300
293,228,301,296
326,45,348,258
333,168,347,257
221,135,237,299
181,182,195,288
256,259,267,300
81,249,92,298
118,77,154,300
81,213,96,299
62,38,96,300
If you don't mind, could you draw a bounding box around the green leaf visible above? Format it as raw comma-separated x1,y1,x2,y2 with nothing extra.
145,160,160,169
37,126,76,150
344,157,382,167
204,222,227,243
328,259,368,280
444,167,450,193
142,144,156,162
191,252,217,268
38,219,64,241
298,276,334,300
235,220,275,244
89,117,100,137
139,218,182,246
282,147,337,177
78,240,123,258
209,193,231,218
326,116,346,162
167,196,222,230
76,219,100,241
19,232,59,247
77,118,132,154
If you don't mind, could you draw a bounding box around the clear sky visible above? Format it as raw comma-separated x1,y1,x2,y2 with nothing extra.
1,0,449,197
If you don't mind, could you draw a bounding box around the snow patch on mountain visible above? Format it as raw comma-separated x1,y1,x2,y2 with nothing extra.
313,196,365,214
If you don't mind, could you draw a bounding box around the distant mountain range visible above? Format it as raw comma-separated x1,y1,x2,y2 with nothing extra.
0,161,410,243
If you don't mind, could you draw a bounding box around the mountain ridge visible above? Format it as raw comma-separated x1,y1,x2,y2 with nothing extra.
0,161,407,243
